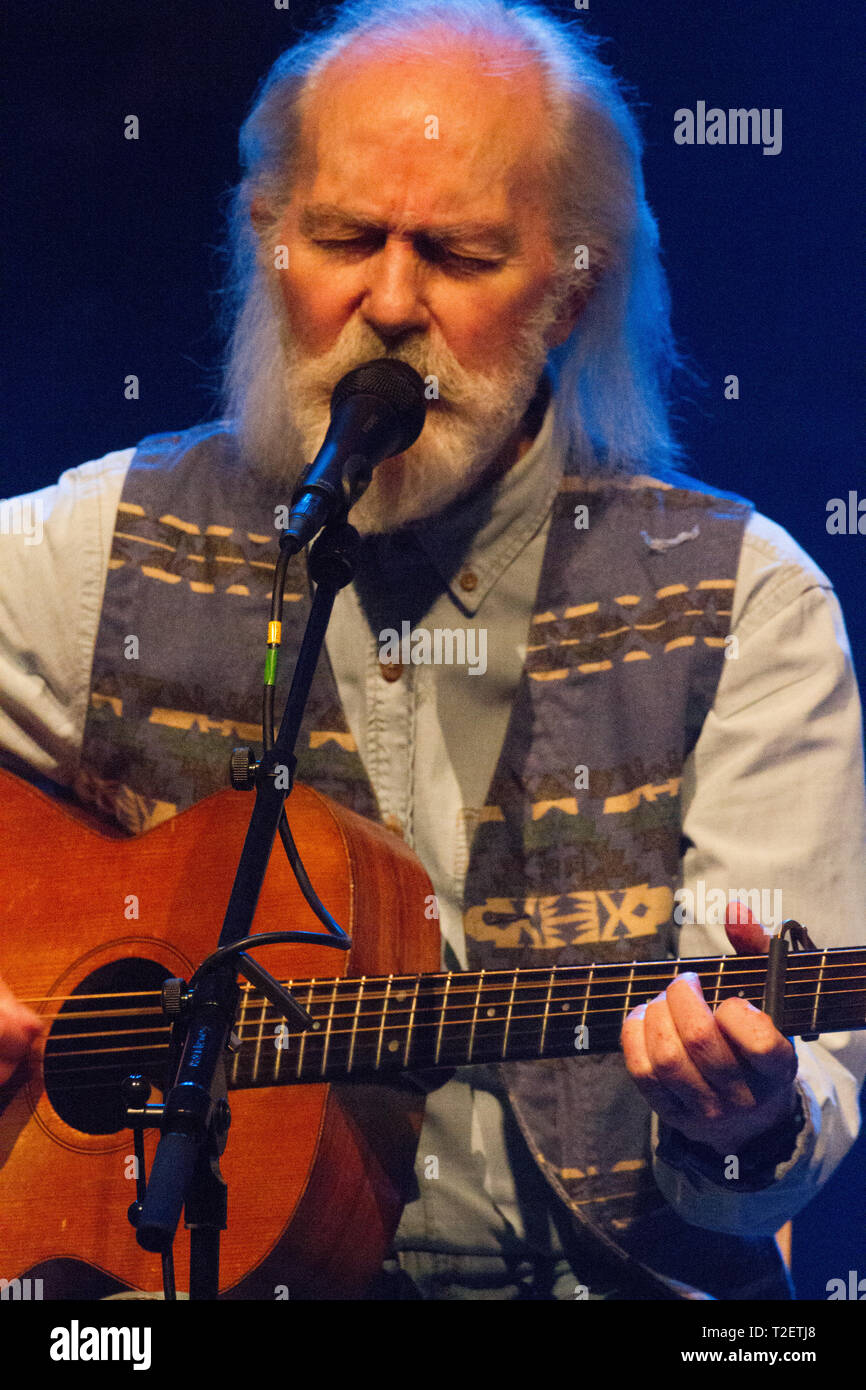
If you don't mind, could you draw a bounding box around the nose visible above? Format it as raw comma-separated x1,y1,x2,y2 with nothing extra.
360,236,430,342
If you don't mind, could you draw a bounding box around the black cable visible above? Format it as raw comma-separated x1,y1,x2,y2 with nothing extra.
260,533,349,944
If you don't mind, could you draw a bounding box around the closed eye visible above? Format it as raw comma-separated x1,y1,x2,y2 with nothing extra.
311,235,384,257
311,236,502,275
424,246,501,275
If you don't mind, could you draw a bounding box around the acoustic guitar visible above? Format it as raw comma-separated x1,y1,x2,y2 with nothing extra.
0,769,863,1299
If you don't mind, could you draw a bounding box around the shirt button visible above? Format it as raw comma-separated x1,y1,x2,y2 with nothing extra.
459,569,478,592
383,813,404,838
379,659,404,682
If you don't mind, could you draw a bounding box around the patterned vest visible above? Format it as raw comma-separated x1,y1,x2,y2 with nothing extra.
76,422,791,1299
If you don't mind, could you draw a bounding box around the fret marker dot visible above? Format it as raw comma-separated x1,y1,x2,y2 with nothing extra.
561,1004,571,1011
312,1021,321,1030
486,1007,496,1018
388,1039,399,1052
396,992,406,1002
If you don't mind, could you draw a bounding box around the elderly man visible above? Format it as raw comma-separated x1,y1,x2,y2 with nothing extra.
1,0,864,1301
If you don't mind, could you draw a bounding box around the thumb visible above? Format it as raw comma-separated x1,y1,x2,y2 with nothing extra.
724,899,772,956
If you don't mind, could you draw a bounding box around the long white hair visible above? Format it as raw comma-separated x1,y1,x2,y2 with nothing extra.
221,0,684,479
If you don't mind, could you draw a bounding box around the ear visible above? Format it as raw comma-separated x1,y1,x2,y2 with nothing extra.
545,241,611,347
250,195,276,233
544,291,583,348
545,274,601,348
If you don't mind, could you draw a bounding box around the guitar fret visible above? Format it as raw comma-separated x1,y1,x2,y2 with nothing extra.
622,964,636,1027
273,978,294,1083
539,967,555,1056
320,978,339,1076
468,970,484,1063
403,975,421,1068
502,969,518,1059
434,973,452,1066
347,976,365,1074
810,948,828,1033
252,992,268,1082
296,979,316,1080
375,975,393,1071
232,987,246,1086
579,964,594,1032
712,959,723,1012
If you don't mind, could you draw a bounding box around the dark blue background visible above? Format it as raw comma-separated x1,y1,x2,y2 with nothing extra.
4,0,864,1298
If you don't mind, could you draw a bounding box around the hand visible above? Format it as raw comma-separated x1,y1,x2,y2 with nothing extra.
621,906,799,1157
0,974,46,1087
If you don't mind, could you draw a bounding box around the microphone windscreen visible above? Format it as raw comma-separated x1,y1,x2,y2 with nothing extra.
330,358,427,454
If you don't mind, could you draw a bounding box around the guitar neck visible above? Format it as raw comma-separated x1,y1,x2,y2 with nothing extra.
228,947,866,1090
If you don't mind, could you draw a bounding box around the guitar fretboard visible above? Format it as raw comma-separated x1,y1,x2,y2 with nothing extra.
227,947,866,1090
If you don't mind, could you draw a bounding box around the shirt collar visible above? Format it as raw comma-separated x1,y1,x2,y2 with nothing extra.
406,385,560,615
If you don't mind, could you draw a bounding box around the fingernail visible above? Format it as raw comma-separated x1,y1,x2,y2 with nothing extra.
675,972,702,993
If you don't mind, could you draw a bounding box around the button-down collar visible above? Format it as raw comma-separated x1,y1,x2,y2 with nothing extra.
400,391,560,615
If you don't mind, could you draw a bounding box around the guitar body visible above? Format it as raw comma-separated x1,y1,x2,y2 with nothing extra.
0,770,438,1299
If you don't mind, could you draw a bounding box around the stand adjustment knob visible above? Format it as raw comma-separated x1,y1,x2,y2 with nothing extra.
230,746,259,790
161,977,188,1019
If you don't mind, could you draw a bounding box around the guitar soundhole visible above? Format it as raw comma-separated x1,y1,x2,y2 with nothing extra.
43,958,172,1135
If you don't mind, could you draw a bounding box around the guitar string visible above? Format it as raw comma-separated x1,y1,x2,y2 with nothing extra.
42,989,866,1094
24,972,866,1041
41,999,866,1090
16,952,866,1010
42,997,865,1089
39,984,866,1076
35,972,866,1037
43,989,866,1072
27,973,866,1047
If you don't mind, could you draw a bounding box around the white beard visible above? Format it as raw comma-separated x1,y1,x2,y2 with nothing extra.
277,298,561,535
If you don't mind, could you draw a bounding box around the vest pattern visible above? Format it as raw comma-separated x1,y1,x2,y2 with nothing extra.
77,424,790,1299
76,425,379,834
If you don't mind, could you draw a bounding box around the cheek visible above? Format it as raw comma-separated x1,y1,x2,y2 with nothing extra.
435,280,550,365
275,256,350,353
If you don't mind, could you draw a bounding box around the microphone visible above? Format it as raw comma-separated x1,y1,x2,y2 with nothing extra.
281,358,427,552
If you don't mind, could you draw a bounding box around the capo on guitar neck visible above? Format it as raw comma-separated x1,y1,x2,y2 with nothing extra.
763,919,820,1039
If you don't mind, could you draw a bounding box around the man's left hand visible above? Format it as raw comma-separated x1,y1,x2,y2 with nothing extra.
621,973,799,1156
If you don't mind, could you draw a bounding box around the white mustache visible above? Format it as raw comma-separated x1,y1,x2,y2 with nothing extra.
287,323,482,416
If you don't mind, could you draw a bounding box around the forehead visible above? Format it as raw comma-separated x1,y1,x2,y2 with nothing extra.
293,39,552,228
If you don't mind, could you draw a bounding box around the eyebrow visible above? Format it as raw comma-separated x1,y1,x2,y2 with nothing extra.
298,204,518,255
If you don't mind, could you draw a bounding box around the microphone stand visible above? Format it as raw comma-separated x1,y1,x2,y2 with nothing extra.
125,508,362,1299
